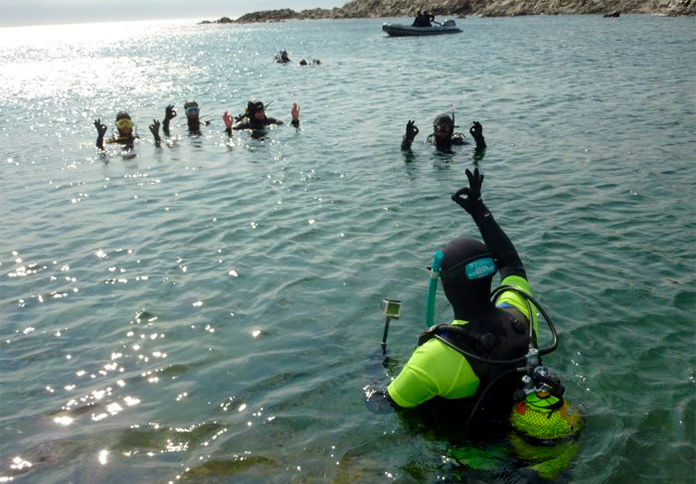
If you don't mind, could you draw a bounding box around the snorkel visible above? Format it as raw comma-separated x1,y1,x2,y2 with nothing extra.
425,251,444,327
236,100,273,123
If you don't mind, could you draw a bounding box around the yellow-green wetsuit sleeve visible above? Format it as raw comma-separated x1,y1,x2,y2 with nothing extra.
387,338,480,408
498,275,539,343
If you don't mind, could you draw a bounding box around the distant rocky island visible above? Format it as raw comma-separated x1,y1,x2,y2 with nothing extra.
199,0,694,24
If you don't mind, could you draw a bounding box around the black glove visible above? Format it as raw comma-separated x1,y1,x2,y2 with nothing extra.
451,168,485,215
149,119,161,144
405,120,419,141
469,121,486,149
163,105,176,136
365,386,395,414
94,119,108,137
164,104,177,122
470,121,483,137
94,119,108,149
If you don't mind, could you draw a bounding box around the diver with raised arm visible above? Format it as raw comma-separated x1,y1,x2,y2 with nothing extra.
386,168,534,414
162,101,211,137
401,115,486,154
94,111,160,150
368,168,583,478
222,100,300,134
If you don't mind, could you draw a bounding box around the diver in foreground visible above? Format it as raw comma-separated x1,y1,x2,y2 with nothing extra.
373,168,583,478
387,168,535,412
401,114,486,154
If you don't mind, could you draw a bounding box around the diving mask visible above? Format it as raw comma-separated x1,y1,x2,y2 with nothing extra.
115,118,134,130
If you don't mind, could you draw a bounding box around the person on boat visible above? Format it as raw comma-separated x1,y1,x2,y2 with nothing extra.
412,11,424,27
222,99,300,134
162,101,211,137
412,11,433,27
94,111,160,150
274,50,291,63
401,114,486,154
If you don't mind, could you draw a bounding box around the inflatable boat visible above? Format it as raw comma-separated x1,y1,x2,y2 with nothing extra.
382,20,462,37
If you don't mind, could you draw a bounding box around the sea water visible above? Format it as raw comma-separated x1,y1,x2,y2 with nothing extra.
0,15,694,483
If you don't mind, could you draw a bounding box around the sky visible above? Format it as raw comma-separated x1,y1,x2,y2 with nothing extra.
0,0,347,27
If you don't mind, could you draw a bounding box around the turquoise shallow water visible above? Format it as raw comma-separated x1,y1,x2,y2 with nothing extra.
0,15,694,483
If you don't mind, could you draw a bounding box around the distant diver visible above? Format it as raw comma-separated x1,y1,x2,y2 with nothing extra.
299,58,322,66
274,50,291,63
401,113,486,154
162,101,211,136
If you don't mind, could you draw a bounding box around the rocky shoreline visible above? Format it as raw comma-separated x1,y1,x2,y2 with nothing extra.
199,0,694,24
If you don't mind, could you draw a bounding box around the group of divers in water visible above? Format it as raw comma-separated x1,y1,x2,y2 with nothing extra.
93,80,583,482
273,49,322,65
94,101,481,155
94,98,300,151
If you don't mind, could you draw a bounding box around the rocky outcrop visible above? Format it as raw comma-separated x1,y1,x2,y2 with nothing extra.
200,16,234,24
465,0,694,17
232,9,306,23
201,0,694,23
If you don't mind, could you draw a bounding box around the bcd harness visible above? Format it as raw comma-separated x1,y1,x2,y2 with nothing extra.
418,306,533,404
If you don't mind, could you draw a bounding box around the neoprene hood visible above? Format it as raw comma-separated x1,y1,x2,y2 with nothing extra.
440,237,497,320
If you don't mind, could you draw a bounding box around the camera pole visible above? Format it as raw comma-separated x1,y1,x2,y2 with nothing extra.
380,299,401,355
381,316,392,355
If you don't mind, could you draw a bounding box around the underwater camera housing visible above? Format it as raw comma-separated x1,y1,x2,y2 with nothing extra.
381,299,402,319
